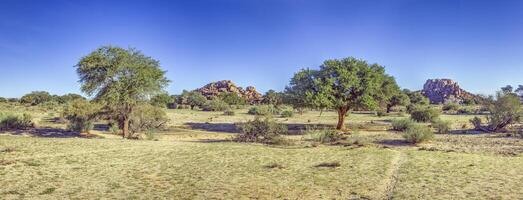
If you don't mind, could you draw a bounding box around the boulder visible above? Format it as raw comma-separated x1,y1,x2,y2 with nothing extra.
195,80,263,104
421,79,478,104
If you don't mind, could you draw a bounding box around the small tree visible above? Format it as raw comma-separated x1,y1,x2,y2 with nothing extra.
287,57,396,130
20,91,52,105
485,92,522,132
262,90,283,107
218,92,247,105
150,93,173,108
62,99,100,133
179,91,207,109
76,46,169,138
407,91,429,105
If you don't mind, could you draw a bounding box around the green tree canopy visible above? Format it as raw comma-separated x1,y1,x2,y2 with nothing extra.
20,91,52,105
262,90,283,107
287,57,396,129
75,46,169,138
178,90,207,109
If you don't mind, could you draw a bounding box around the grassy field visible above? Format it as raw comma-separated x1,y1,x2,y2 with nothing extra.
1,106,522,199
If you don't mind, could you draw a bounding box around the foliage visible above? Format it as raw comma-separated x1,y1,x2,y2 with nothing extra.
410,107,440,122
128,104,169,136
407,91,429,105
262,90,283,107
0,113,34,130
457,107,475,115
305,127,344,144
62,99,100,133
201,99,229,111
376,75,408,113
55,93,86,104
150,93,173,108
442,103,460,112
248,105,280,116
280,110,294,118
402,124,434,144
235,117,288,144
286,57,397,129
178,90,207,109
480,92,523,132
20,91,52,106
0,97,7,103
218,92,247,105
75,46,169,138
432,119,452,134
223,109,235,116
391,118,415,131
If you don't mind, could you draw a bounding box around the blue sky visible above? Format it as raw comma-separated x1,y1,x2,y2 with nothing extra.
1,0,523,98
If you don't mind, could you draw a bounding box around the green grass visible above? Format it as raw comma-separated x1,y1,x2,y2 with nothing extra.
1,105,522,199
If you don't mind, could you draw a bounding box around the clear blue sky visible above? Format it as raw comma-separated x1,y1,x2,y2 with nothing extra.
1,0,523,98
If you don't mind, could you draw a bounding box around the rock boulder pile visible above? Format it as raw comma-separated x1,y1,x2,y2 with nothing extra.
421,79,478,104
195,80,263,104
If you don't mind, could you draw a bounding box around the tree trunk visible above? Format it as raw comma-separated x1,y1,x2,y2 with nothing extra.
386,105,392,113
122,116,130,139
336,107,348,130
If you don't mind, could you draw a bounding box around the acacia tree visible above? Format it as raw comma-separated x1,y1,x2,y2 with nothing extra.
287,57,395,130
76,46,169,138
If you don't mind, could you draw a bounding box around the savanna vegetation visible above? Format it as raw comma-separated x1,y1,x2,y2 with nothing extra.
1,47,522,199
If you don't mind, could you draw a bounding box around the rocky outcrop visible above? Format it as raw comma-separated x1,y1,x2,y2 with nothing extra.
421,79,478,104
195,80,263,104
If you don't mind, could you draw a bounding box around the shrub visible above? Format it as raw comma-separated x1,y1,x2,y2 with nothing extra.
0,113,34,130
201,99,229,111
457,107,475,115
402,124,434,144
391,118,415,131
223,109,235,116
62,99,99,133
410,107,440,122
108,123,120,135
442,103,460,112
432,120,452,134
235,117,287,144
305,127,344,144
485,93,522,132
280,110,294,118
218,92,247,105
129,104,169,137
248,105,280,116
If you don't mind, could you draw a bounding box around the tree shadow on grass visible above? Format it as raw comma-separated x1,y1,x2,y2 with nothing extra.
1,128,83,138
184,122,335,135
374,139,412,147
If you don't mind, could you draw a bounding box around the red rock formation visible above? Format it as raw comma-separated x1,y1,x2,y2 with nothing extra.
195,80,263,104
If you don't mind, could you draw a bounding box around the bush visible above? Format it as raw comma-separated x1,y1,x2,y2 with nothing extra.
0,113,34,130
62,99,99,133
442,103,460,112
235,117,287,144
457,107,475,115
129,104,169,136
402,124,434,144
410,107,440,122
305,128,344,144
248,105,280,116
223,109,235,116
432,120,452,134
218,92,247,105
391,118,415,131
485,93,522,132
280,110,294,118
201,99,229,111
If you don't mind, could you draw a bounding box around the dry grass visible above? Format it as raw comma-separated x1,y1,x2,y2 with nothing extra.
1,105,523,199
